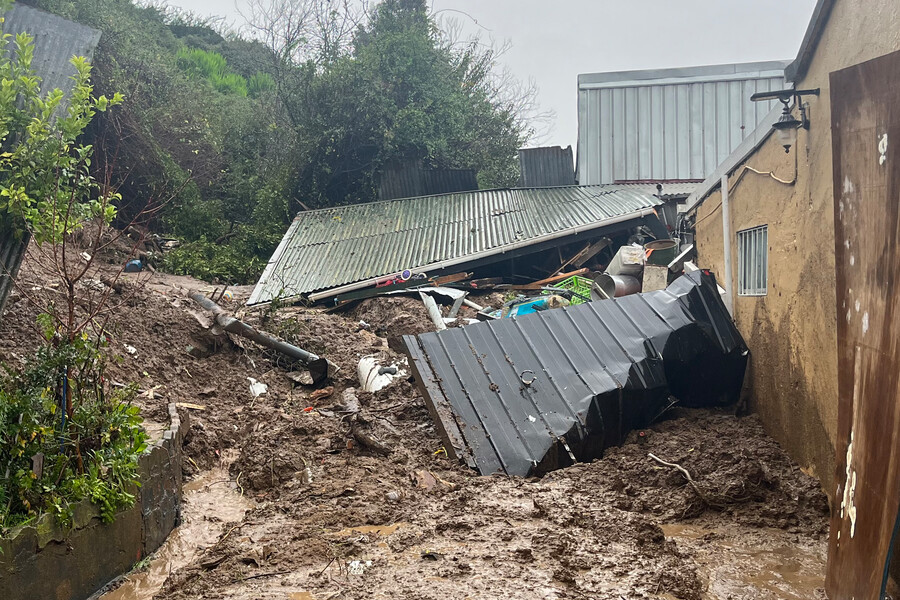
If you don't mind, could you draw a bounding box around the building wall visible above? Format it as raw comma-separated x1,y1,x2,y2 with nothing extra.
577,62,785,184
693,0,900,499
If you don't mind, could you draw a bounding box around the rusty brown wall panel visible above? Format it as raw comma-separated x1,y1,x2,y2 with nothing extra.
828,49,900,599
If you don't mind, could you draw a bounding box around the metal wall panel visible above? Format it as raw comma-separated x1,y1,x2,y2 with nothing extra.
827,49,900,600
577,62,788,184
403,272,748,476
2,4,102,99
517,146,575,187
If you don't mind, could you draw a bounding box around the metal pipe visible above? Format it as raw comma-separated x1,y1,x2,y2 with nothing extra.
419,292,447,331
189,292,338,383
592,274,641,300
721,175,734,316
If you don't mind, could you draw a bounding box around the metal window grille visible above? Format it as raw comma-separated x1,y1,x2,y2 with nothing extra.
737,225,768,296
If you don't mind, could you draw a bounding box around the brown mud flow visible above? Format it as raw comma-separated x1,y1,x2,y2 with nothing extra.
0,267,831,599
99,452,252,600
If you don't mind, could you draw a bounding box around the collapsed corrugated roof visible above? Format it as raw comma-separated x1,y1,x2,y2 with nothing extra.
403,272,748,477
249,184,666,305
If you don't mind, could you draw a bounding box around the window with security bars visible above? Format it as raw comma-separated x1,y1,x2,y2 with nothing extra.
737,226,768,296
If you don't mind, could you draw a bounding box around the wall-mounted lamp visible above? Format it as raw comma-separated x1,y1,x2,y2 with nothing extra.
750,88,820,153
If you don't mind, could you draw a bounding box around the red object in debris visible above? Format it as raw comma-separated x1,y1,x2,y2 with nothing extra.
303,406,315,413
639,431,646,437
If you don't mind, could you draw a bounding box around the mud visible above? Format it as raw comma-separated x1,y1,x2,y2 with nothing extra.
0,261,832,599
98,454,253,600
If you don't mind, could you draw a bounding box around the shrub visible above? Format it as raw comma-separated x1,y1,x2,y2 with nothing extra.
0,336,148,528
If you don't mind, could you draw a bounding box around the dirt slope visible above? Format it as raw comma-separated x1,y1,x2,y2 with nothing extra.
0,266,831,600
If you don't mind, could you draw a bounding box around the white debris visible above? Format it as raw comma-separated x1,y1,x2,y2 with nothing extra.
358,355,407,393
347,560,373,575
124,344,137,355
248,377,268,398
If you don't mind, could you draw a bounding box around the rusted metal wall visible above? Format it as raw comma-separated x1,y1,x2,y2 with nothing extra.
828,49,900,599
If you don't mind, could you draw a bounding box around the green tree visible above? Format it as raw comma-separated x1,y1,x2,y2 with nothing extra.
0,27,147,529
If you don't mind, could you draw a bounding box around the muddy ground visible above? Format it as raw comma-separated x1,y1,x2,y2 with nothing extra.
0,263,831,600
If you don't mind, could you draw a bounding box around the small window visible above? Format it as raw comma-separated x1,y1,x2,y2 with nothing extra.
737,225,768,296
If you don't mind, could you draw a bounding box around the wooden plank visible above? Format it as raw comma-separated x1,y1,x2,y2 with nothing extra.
552,237,612,276
435,272,472,285
402,335,474,467
331,278,435,304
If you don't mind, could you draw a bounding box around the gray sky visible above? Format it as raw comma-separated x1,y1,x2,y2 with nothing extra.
166,0,819,149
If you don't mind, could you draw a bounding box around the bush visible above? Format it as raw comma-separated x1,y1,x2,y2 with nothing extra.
0,336,148,528
161,236,267,284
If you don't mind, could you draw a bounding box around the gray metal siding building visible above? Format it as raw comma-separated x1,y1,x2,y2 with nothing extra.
576,61,788,184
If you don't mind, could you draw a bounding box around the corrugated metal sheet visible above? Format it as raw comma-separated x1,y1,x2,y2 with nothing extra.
518,146,575,187
378,159,478,201
0,227,29,320
249,185,662,304
577,61,789,184
403,271,748,476
2,4,102,99
0,5,102,320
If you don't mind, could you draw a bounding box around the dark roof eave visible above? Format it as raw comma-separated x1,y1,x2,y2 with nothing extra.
784,0,836,83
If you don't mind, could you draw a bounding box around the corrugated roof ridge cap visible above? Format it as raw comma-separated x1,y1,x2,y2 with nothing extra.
286,185,659,249
288,184,641,218
578,60,791,85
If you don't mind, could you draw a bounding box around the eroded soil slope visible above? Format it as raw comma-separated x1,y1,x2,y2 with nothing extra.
0,266,830,600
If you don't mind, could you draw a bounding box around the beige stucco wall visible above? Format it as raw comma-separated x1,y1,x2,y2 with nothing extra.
694,0,900,499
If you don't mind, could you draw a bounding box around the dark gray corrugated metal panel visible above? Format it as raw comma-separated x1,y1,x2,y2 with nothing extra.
518,146,575,187
577,61,789,184
378,160,478,201
0,5,101,321
2,4,102,99
403,271,748,476
248,185,662,304
0,227,29,319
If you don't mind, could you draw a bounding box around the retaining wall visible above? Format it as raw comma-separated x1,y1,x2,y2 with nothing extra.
0,404,189,600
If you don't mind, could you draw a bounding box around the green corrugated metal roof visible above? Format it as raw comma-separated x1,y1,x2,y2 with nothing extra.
249,184,669,304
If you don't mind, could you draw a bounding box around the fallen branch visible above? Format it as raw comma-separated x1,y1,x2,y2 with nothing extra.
648,452,724,508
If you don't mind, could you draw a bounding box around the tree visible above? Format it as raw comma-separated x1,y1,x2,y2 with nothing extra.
0,29,148,528
278,0,533,209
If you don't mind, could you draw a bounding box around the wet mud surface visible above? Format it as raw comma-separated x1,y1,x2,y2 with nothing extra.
0,265,831,599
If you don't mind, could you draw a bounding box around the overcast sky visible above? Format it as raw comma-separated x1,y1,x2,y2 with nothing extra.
165,0,819,149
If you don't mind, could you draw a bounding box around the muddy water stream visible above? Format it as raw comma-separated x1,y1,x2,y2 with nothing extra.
100,461,252,600
661,523,827,599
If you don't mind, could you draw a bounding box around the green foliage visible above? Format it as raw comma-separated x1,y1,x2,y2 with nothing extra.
176,47,248,96
247,71,275,98
0,336,148,528
20,0,531,283
0,32,123,244
161,236,266,284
